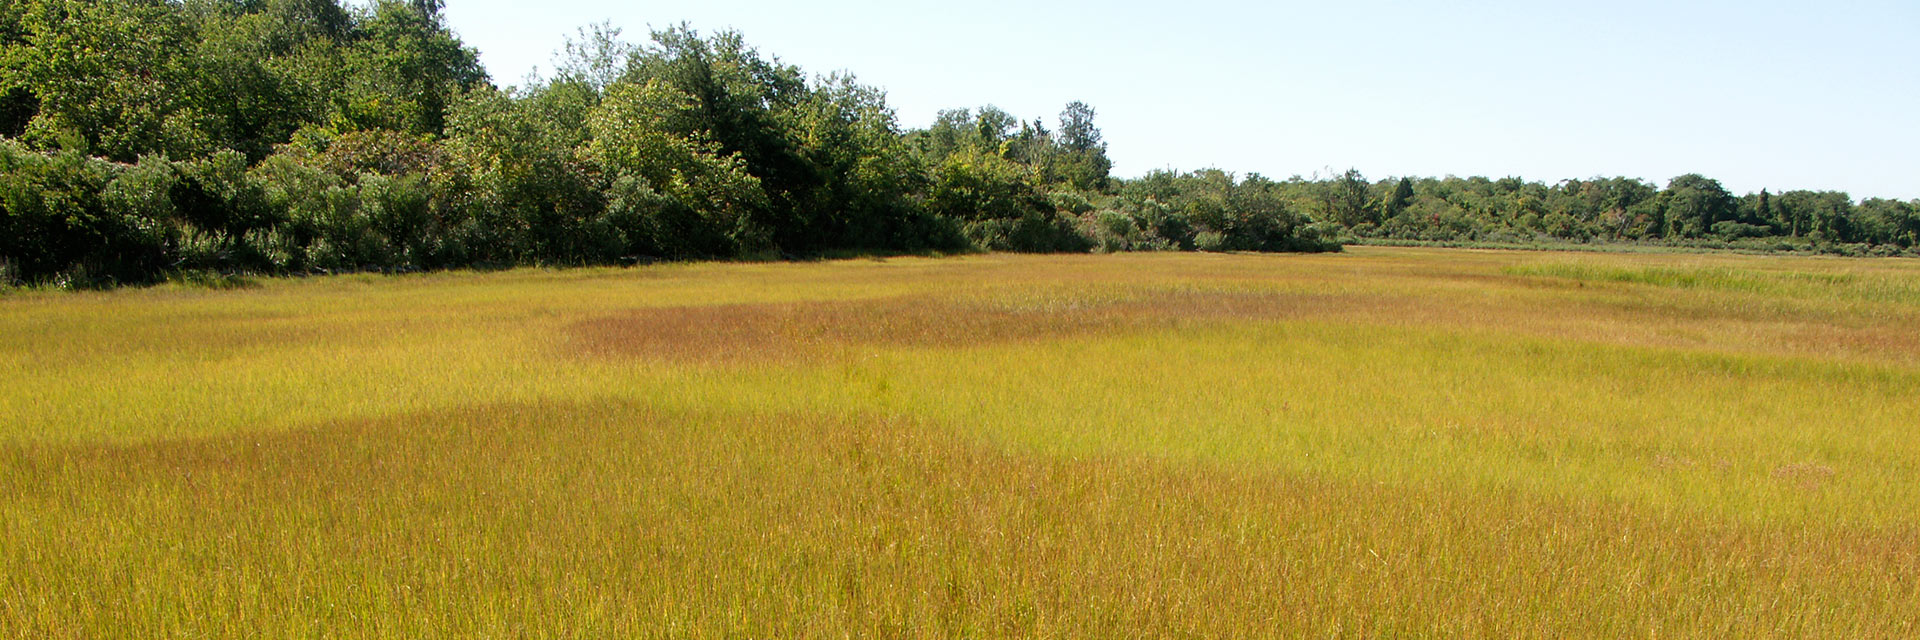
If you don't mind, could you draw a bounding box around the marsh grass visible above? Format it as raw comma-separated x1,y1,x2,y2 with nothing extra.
3,247,1919,636
165,270,264,291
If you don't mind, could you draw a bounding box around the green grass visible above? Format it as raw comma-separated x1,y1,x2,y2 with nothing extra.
4,248,1920,636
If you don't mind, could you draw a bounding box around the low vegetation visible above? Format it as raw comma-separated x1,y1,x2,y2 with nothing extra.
4,247,1918,636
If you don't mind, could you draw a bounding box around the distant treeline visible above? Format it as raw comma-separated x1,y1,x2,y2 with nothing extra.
1,1,1911,288
1312,170,1919,255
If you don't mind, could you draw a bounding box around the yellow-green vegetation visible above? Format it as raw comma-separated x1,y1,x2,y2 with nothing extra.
4,247,1919,637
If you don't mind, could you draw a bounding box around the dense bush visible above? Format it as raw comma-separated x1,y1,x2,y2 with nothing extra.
1106,170,1339,254
0,141,168,286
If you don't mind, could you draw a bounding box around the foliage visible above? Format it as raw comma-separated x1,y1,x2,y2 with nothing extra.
5,0,207,161
1105,169,1338,253
0,140,169,286
586,79,765,256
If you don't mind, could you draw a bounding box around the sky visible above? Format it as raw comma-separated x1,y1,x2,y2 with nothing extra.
441,0,1919,199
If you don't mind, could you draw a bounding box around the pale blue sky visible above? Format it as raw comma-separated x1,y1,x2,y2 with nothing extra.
442,0,1919,199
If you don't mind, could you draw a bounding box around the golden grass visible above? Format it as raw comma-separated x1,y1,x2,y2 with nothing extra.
4,247,1920,636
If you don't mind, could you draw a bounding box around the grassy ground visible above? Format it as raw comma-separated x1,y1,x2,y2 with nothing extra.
3,247,1918,637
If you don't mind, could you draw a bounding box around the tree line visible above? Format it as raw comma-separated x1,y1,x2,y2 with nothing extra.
2,1,1911,288
1314,170,1918,254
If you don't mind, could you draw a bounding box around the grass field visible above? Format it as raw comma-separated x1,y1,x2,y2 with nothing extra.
4,246,1919,637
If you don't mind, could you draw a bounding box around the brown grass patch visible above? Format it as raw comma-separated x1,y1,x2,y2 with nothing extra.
567,290,1369,363
1773,462,1840,490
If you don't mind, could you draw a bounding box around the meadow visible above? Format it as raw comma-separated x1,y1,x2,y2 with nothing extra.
3,246,1918,637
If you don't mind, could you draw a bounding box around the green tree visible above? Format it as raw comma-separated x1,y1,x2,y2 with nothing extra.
1855,198,1916,247
788,73,949,251
1381,177,1414,220
1773,190,1856,243
585,79,767,256
7,0,209,161
0,0,37,137
973,105,1017,151
909,108,975,164
1004,117,1057,183
1660,174,1736,238
622,26,814,251
448,86,608,262
927,150,1047,224
1056,100,1111,191
926,148,1083,252
553,21,636,95
1324,168,1376,228
186,1,350,161
333,0,486,136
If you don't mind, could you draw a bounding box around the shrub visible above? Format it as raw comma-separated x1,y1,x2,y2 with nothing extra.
605,175,730,259
358,172,434,266
1049,190,1096,216
1712,220,1772,240
1194,231,1227,252
316,129,452,179
0,142,169,285
966,210,1090,253
928,151,1051,225
1086,209,1135,253
170,150,280,272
